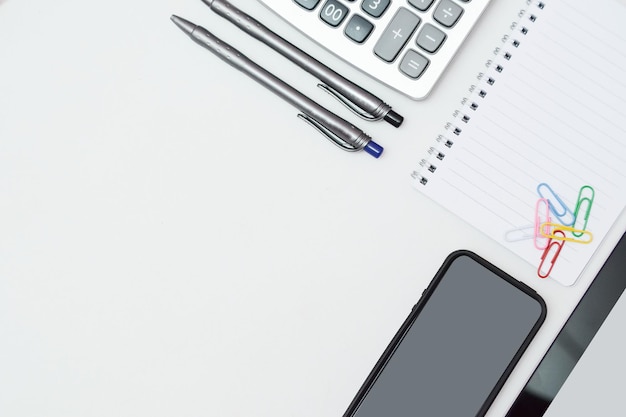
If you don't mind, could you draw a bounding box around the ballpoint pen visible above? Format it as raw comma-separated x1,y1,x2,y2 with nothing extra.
199,0,404,128
170,15,383,158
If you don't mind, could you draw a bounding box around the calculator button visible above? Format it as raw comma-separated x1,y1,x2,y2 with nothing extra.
294,0,321,11
319,0,349,27
361,0,391,18
399,49,429,78
374,8,421,62
416,23,446,53
345,14,374,43
407,0,435,12
433,0,464,28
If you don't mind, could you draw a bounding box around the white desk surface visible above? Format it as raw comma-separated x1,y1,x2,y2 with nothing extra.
1,0,624,416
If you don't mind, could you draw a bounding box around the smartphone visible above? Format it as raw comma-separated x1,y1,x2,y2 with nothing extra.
343,251,547,417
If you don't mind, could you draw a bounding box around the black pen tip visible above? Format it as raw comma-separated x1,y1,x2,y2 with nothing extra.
170,15,196,35
384,110,404,128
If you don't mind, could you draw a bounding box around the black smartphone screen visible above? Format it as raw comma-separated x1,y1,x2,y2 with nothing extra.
344,251,546,417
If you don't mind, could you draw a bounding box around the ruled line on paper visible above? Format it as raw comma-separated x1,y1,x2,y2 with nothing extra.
439,173,525,228
474,90,626,187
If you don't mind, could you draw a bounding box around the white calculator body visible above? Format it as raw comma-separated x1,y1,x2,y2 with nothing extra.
257,0,493,100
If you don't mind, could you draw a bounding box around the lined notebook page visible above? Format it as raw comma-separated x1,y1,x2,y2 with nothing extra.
412,0,626,286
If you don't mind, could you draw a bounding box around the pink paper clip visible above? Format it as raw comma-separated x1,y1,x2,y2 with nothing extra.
537,230,566,279
534,198,552,250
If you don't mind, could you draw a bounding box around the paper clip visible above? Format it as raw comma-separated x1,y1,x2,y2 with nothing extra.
538,230,566,278
572,185,595,237
540,223,594,244
537,183,575,226
534,198,552,250
505,225,534,242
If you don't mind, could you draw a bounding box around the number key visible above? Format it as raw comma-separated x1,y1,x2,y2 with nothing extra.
320,0,349,27
361,0,391,18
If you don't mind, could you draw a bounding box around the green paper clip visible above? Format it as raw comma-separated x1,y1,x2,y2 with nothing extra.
572,185,595,237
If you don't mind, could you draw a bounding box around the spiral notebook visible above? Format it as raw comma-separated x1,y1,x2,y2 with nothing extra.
411,0,626,286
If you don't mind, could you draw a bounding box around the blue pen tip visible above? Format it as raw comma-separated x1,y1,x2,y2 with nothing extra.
364,140,383,158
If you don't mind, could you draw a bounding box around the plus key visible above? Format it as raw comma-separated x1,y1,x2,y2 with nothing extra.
374,8,421,62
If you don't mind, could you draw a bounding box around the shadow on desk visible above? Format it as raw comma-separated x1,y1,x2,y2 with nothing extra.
506,233,626,416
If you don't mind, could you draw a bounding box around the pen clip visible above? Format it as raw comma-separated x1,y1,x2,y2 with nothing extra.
297,113,360,152
317,83,381,122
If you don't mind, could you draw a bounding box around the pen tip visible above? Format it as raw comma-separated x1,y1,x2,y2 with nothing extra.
170,14,196,35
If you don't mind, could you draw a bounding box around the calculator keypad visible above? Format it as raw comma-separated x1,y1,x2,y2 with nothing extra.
259,0,491,99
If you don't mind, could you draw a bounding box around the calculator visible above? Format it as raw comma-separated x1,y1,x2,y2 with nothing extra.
257,0,493,100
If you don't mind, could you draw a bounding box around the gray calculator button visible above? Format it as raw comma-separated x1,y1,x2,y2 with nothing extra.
374,8,421,62
434,0,464,28
294,0,321,10
345,15,374,43
408,0,435,12
417,23,446,53
400,49,429,78
319,0,349,27
361,0,391,18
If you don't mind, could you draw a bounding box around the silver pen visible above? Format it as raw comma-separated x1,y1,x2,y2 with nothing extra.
171,15,384,158
200,0,404,128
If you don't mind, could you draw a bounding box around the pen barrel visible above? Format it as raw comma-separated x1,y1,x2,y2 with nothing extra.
191,26,370,151
209,0,391,119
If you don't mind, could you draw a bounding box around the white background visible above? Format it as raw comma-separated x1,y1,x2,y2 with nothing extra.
1,0,624,416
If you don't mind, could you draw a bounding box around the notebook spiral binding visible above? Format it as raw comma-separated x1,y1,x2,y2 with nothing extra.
411,1,545,187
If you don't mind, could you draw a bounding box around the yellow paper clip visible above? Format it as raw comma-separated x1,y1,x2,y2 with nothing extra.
538,230,565,279
540,222,593,244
